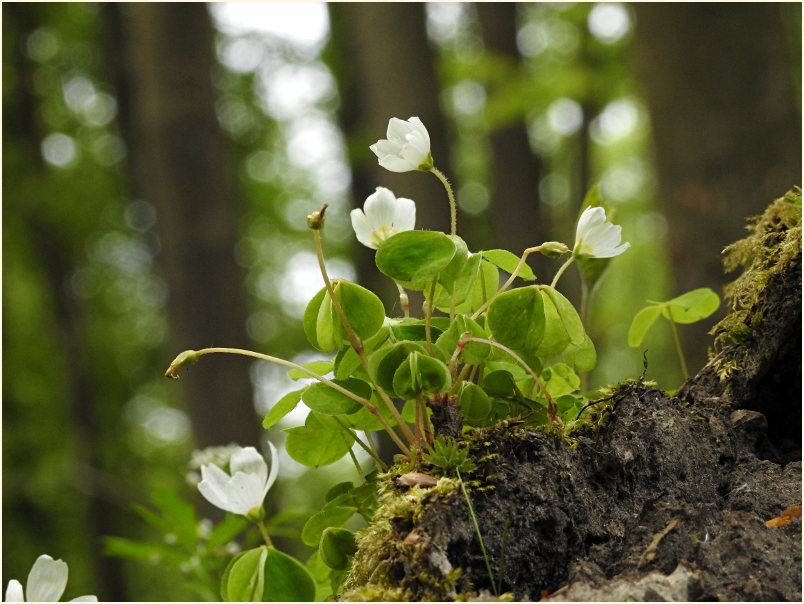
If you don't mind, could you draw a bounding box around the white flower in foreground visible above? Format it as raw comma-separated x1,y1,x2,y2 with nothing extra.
198,442,279,518
370,116,433,172
350,186,416,249
573,206,630,259
4,554,97,602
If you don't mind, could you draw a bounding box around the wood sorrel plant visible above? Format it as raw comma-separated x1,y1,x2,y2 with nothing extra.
164,115,630,599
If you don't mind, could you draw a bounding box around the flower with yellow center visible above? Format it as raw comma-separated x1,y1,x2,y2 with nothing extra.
350,187,416,249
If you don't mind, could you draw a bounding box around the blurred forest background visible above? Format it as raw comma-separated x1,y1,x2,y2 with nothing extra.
3,2,801,600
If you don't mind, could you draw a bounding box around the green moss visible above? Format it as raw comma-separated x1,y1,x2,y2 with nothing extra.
711,188,802,350
338,465,462,601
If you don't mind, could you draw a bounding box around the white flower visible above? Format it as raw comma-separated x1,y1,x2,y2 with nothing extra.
197,442,279,518
350,187,416,249
370,116,433,173
5,554,97,602
573,206,630,258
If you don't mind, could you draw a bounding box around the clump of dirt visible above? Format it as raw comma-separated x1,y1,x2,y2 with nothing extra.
340,191,802,601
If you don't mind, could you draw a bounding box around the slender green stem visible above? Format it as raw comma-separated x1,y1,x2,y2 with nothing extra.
182,348,412,457
666,308,689,379
256,519,273,547
425,277,438,356
334,417,380,473
364,431,387,472
414,394,425,452
497,518,510,594
472,246,542,320
551,255,575,288
579,275,590,393
430,166,457,236
314,229,417,448
456,469,497,596
314,229,364,356
339,429,367,482
462,338,563,429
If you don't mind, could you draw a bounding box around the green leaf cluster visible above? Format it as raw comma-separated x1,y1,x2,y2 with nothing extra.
628,288,721,347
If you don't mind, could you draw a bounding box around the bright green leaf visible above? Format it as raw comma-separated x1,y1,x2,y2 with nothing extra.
540,286,585,345
301,506,357,547
302,378,368,416
320,527,358,571
375,230,457,282
627,305,663,347
487,286,545,357
263,389,305,429
562,334,597,372
284,418,352,468
368,341,427,393
437,235,470,293
457,382,492,421
482,249,536,281
662,287,720,324
222,547,266,602
287,361,333,380
262,546,316,602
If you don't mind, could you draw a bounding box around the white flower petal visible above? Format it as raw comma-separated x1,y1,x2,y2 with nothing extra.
364,187,399,230
392,197,416,232
350,209,377,249
69,596,98,602
372,117,432,173
574,206,629,259
408,116,430,146
27,555,68,602
198,464,238,512
5,579,25,602
377,155,418,173
351,187,417,249
229,447,268,486
264,441,280,495
386,117,413,141
224,472,267,515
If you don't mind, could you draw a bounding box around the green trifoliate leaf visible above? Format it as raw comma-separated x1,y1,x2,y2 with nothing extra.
437,235,470,293
482,369,519,398
368,341,428,393
456,382,492,421
435,314,490,365
541,363,580,398
482,249,537,281
531,288,572,359
628,305,663,347
319,527,358,571
263,388,305,429
562,334,597,372
221,547,267,602
661,287,720,323
301,378,369,416
287,361,334,380
284,414,352,468
487,286,546,358
261,547,316,602
375,230,456,283
392,352,451,398
301,506,357,547
540,286,585,346
303,282,386,352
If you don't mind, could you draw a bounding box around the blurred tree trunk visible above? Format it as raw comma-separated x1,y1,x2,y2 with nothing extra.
105,4,260,448
328,2,452,310
475,2,549,278
632,4,802,370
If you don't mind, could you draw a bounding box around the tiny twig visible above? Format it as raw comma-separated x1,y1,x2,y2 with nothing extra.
637,518,678,569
